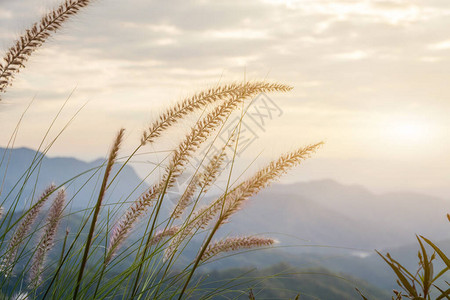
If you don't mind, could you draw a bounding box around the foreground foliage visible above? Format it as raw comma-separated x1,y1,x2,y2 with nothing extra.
0,0,324,298
377,215,450,299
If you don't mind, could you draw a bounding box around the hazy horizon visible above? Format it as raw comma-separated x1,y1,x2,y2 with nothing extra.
1,0,449,198
2,145,448,201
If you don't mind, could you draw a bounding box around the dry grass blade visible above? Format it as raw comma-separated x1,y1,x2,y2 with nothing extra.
171,176,199,220
1,184,56,275
0,0,92,98
148,226,180,247
169,144,322,261
141,81,292,145
73,128,125,299
200,236,276,261
198,146,228,193
176,143,322,299
108,82,292,263
28,189,65,290
105,185,159,265
171,146,227,220
219,142,323,224
190,143,323,233
168,143,321,265
162,82,292,186
164,205,217,261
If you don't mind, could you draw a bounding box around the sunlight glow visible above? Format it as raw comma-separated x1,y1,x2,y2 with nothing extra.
263,0,437,25
386,120,431,143
393,123,426,141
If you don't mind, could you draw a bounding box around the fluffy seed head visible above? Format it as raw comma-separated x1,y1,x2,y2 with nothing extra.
105,184,160,264
201,236,277,261
28,189,65,289
115,82,293,263
148,226,180,247
198,148,228,193
141,81,292,145
1,184,56,276
164,203,224,261
0,0,93,98
219,142,323,224
171,177,199,220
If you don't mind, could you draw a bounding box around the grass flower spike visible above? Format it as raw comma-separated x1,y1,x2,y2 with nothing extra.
141,82,291,145
1,184,56,275
200,236,277,261
219,143,323,225
0,0,92,99
108,82,292,264
28,189,65,290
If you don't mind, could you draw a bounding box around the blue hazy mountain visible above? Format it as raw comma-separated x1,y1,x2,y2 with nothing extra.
1,147,448,250
0,147,150,210
223,179,450,250
1,147,449,295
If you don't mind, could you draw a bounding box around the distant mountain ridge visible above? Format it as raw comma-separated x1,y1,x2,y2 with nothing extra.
1,147,449,294
1,147,448,251
0,147,150,210
224,179,450,251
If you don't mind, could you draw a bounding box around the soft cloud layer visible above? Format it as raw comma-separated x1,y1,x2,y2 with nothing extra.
0,0,449,197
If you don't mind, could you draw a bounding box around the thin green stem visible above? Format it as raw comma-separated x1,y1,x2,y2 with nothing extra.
73,130,123,299
130,171,173,298
176,94,244,299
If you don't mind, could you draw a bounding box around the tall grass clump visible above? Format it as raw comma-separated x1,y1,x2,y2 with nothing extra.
376,214,450,300
0,0,323,299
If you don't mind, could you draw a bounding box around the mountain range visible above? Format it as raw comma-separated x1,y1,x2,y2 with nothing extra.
0,147,150,211
1,146,449,295
2,146,449,250
224,179,450,251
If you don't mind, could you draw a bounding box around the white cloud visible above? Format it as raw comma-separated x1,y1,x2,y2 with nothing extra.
0,9,13,19
205,29,268,40
420,56,441,62
121,22,182,35
264,0,443,25
428,40,450,50
329,50,369,61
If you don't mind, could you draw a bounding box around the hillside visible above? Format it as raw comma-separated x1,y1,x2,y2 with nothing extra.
197,263,391,299
2,147,448,252
225,180,450,250
1,147,449,296
0,147,150,210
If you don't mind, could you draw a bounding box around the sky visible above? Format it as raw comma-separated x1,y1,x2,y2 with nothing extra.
0,0,449,198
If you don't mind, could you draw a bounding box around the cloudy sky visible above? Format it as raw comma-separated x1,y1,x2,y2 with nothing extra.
0,0,449,198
